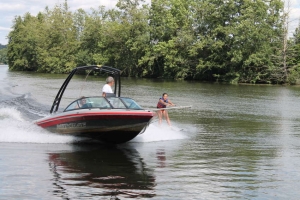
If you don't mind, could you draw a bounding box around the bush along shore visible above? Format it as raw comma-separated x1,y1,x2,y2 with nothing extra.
6,0,300,84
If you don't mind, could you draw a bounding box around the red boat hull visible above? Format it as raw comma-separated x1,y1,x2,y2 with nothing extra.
35,109,155,144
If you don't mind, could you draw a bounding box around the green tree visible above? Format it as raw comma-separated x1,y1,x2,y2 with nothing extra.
287,21,300,84
141,0,195,79
0,47,7,64
93,0,150,77
189,0,283,83
78,7,106,66
7,0,79,73
7,13,43,71
39,1,79,73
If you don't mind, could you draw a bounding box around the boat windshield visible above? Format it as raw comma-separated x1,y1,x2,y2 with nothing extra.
64,96,143,111
118,97,143,110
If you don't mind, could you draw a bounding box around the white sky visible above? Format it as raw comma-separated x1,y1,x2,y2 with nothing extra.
286,0,300,36
0,0,299,45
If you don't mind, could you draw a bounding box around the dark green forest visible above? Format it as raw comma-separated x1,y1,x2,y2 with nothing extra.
0,44,7,64
6,0,300,84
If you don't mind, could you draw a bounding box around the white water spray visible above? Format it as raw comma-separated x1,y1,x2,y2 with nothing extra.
131,123,187,143
0,107,83,143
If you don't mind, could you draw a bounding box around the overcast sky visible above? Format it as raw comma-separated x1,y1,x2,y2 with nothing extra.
0,0,299,45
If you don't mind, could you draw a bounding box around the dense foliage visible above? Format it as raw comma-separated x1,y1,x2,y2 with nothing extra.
0,44,7,64
287,22,300,84
6,0,300,84
0,44,6,49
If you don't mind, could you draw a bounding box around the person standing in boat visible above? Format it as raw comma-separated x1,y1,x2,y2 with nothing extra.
102,76,115,97
157,93,175,126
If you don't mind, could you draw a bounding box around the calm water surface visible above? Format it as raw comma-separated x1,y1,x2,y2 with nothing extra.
1,65,300,199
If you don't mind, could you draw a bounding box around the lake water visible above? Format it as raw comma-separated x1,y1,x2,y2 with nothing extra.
1,64,300,199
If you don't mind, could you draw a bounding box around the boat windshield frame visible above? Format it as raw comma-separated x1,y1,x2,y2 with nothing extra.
64,96,143,112
50,65,121,114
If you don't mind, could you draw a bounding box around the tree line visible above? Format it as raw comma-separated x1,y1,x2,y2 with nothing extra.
0,44,6,49
6,0,300,84
0,44,7,64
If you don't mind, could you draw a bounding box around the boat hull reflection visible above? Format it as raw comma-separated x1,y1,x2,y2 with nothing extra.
48,145,156,198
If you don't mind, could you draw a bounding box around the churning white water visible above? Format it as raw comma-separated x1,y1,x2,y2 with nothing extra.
0,107,83,143
131,123,187,143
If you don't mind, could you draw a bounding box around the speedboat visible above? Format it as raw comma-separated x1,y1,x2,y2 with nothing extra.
35,65,155,144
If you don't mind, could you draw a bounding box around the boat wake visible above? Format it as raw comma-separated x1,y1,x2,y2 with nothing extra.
131,123,188,143
0,107,84,144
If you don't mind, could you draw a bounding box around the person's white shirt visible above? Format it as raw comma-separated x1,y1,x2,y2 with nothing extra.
102,84,113,93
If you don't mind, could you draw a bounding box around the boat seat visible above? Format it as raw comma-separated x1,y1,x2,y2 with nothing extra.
81,102,93,108
105,93,116,97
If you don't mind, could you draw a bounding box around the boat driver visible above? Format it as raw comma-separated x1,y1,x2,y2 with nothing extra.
102,76,115,97
77,96,87,108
